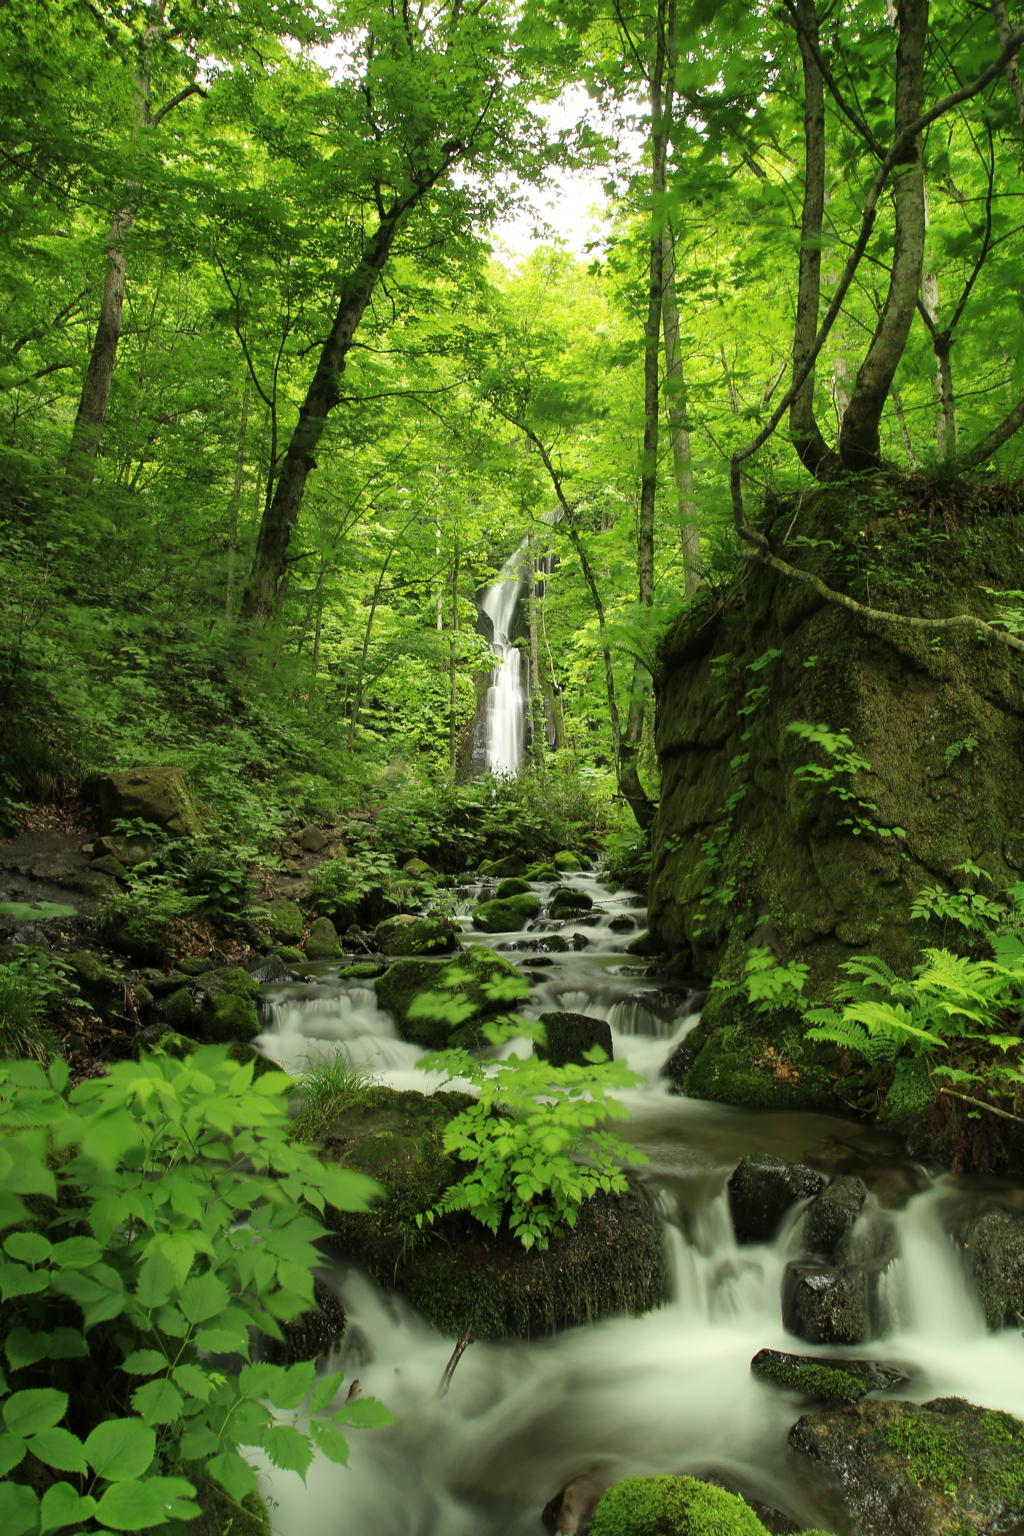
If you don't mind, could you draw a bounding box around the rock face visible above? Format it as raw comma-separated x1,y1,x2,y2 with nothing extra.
789,1397,1024,1535
751,1347,908,1405
588,1475,770,1536
953,1207,1024,1329
728,1153,825,1244
91,766,201,837
648,484,1024,1103
535,1011,614,1068
317,1086,666,1339
375,913,459,956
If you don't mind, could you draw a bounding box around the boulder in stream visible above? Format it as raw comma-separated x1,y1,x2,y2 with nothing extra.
317,1085,666,1340
782,1260,883,1346
304,915,342,959
264,897,304,944
550,888,594,918
496,876,533,898
728,1153,825,1244
587,1475,771,1536
374,944,526,1048
535,1011,613,1068
789,1396,1024,1535
478,855,529,878
261,1277,346,1366
953,1206,1024,1330
471,894,540,932
374,912,459,955
802,1174,868,1256
751,1347,909,1404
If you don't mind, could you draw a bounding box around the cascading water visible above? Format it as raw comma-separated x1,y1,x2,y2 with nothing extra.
252,871,1024,1535
480,541,529,774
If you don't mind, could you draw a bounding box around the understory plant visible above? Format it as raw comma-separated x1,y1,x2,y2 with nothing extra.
0,1046,393,1536
409,969,645,1250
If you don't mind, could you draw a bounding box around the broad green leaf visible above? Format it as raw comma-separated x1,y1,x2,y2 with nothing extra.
0,1263,49,1300
205,1449,258,1502
309,1369,346,1417
130,1379,184,1426
50,1264,126,1328
46,1060,70,1096
3,1389,68,1436
0,1431,28,1475
120,1350,168,1377
141,1477,199,1521
0,1190,30,1230
178,1270,230,1325
4,1233,52,1265
238,1362,286,1401
92,1479,167,1532
259,1423,314,1478
39,1483,97,1535
47,1329,88,1359
49,1237,102,1270
309,1421,350,1465
28,1427,88,1474
171,1364,213,1401
84,1418,155,1481
135,1251,175,1309
178,1422,221,1459
151,1235,199,1290
5,1329,52,1369
0,1479,40,1536
335,1396,398,1429
273,1360,316,1410
194,1325,248,1355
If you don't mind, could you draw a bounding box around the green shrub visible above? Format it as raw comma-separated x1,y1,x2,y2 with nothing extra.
181,847,253,922
0,1047,394,1535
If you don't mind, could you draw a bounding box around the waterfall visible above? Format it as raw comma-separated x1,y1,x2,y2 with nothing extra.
480,539,529,775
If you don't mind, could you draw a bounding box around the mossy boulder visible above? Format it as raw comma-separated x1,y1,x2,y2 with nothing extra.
68,950,123,1007
626,929,667,958
782,1259,878,1346
878,1056,938,1147
90,854,128,880
495,877,533,898
751,1347,908,1405
178,957,216,976
146,972,190,996
305,915,342,959
265,898,304,944
684,1019,834,1112
471,894,540,933
261,1277,346,1367
536,1011,613,1068
649,481,1024,1054
374,913,459,955
194,967,259,999
953,1207,1024,1329
162,987,198,1030
202,991,260,1043
270,946,305,963
589,1475,770,1536
94,833,154,868
133,1025,200,1060
91,765,201,838
340,960,387,979
790,1397,1024,1535
526,862,559,881
402,857,434,878
552,850,583,872
317,1087,666,1340
550,887,593,919
478,856,529,878
374,945,526,1048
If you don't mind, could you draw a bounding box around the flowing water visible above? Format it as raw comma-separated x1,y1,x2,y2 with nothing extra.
480,542,529,775
254,874,1024,1535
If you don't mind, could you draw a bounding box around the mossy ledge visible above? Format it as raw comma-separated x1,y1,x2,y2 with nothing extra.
315,1085,667,1340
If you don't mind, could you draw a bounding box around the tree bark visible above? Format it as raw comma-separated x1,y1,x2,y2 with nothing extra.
993,0,1024,132
920,181,957,456
661,226,701,595
839,0,929,471
790,0,840,477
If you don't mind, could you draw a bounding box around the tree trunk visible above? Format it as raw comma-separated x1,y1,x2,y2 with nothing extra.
242,211,406,626
790,0,840,477
661,226,702,595
993,0,1024,132
839,0,928,471
225,386,250,624
921,182,957,457
526,542,546,769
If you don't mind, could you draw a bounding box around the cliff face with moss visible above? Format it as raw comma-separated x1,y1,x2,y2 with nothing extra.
648,479,1024,1109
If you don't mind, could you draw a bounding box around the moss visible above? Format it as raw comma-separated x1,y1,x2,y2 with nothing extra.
627,929,666,958
339,960,386,979
204,1485,271,1536
754,1356,867,1405
163,986,197,1029
527,862,559,881
536,1010,614,1067
550,888,594,917
495,877,533,897
879,1056,936,1140
553,851,583,871
471,896,540,932
202,991,260,1043
684,1023,834,1111
265,897,304,944
304,916,342,959
270,946,305,963
479,855,529,877
195,967,260,998
375,914,458,955
588,1475,769,1536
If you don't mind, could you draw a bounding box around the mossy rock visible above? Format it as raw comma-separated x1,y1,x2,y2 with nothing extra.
202,991,260,1043
134,1025,200,1061
627,929,667,958
553,850,583,872
471,895,540,933
790,1396,1024,1534
202,1486,271,1536
68,950,123,1002
684,1023,834,1112
589,1475,770,1535
92,765,202,839
178,957,216,976
953,1207,1024,1330
133,982,153,1008
374,913,459,956
527,862,559,881
318,1087,666,1340
163,987,198,1030
265,897,304,944
195,967,260,999
878,1056,937,1144
90,854,129,880
536,1011,613,1068
495,877,533,898
304,915,342,959
340,960,387,979
374,945,526,1048
550,888,594,918
403,857,434,878
271,946,305,963
751,1347,908,1405
261,1277,345,1366
226,1041,284,1080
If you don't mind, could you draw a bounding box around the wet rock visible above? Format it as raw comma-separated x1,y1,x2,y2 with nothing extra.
536,1012,614,1068
202,990,260,1043
146,971,190,997
94,833,154,867
550,888,593,918
588,1476,770,1536
624,987,690,1023
728,1153,825,1244
375,913,459,955
246,953,290,984
319,1087,666,1340
661,1036,698,1089
607,915,636,932
510,934,569,953
339,960,387,979
90,765,201,837
541,1468,610,1534
953,1207,1024,1330
478,856,529,878
261,1278,346,1366
194,966,259,998
265,897,304,944
781,1261,876,1346
496,877,533,898
803,1175,868,1257
305,915,342,959
789,1396,1024,1535
571,933,590,951
751,1347,909,1404
553,851,584,872
375,944,525,1048
626,928,667,958
471,895,540,933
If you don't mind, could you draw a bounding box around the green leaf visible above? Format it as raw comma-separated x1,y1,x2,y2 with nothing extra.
309,1421,350,1465
84,1418,155,1481
0,1432,28,1475
120,1350,169,1377
39,1483,97,1535
92,1479,167,1532
28,1427,88,1474
335,1396,398,1429
130,1379,184,1427
178,1270,230,1325
49,1236,102,1270
3,1389,68,1436
260,1423,314,1478
205,1449,258,1503
309,1369,346,1417
4,1233,52,1265
171,1364,213,1401
0,1263,49,1300
273,1359,316,1410
0,1480,40,1536
238,1362,286,1401
47,1329,88,1360
5,1329,52,1369
141,1477,199,1522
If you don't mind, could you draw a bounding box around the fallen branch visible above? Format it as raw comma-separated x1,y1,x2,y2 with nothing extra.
433,1326,473,1399
938,1087,1024,1127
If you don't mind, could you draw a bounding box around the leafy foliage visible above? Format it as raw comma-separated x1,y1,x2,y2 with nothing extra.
0,1047,392,1532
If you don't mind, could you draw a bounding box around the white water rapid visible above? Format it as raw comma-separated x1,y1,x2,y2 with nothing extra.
479,542,529,775
253,871,1024,1535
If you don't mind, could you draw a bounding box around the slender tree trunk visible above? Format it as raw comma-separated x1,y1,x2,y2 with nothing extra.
921,182,957,457
540,590,568,752
225,386,250,624
790,0,840,477
243,210,407,626
349,552,394,749
721,346,741,414
839,0,929,471
993,0,1024,132
311,563,326,679
526,542,546,769
892,389,918,467
661,227,702,595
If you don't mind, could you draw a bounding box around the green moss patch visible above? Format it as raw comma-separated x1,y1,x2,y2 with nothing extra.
589,1475,769,1536
374,945,527,1048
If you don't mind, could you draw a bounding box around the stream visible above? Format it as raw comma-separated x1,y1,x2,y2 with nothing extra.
253,871,1024,1536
